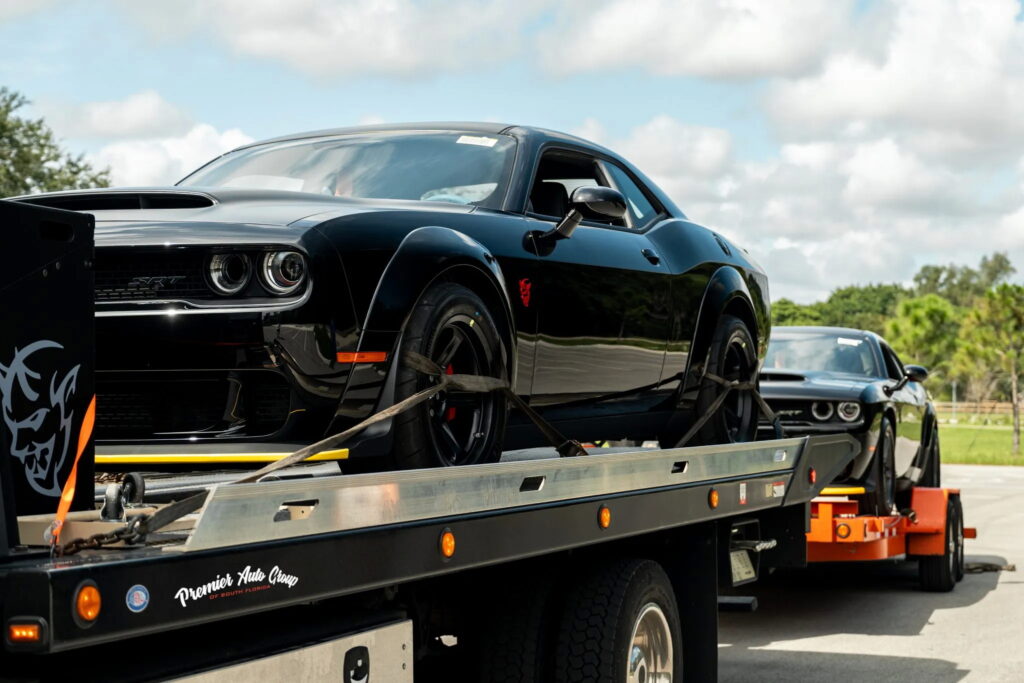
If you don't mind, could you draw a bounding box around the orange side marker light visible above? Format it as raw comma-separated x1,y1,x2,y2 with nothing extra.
708,488,720,509
75,584,102,623
336,351,388,363
598,505,612,529
439,529,456,559
7,624,40,643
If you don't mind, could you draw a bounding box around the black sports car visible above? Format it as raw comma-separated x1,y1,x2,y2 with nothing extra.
12,123,770,470
758,326,939,513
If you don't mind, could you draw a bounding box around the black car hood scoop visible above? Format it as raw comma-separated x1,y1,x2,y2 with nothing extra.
14,190,216,212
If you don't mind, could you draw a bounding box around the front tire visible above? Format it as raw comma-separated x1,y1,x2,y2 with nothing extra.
694,314,759,445
391,282,508,469
859,417,897,515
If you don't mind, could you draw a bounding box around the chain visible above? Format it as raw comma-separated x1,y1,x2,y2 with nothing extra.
59,515,148,557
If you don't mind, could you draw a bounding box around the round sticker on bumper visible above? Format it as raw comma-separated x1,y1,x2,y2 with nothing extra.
126,584,150,613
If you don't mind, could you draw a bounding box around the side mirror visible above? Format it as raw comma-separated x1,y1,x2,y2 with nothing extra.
905,364,928,383
551,186,628,240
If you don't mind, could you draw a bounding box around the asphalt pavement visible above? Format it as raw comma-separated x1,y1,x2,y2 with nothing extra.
719,464,1024,682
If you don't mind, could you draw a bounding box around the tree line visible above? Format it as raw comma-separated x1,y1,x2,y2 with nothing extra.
773,254,1023,453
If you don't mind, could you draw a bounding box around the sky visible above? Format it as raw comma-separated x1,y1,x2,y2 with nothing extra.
1,0,1023,302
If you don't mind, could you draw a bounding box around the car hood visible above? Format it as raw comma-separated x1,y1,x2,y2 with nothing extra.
9,186,477,246
758,370,877,401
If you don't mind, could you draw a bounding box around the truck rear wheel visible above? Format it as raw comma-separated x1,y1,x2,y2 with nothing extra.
553,559,682,683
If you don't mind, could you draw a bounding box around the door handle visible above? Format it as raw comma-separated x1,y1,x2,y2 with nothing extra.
641,248,660,265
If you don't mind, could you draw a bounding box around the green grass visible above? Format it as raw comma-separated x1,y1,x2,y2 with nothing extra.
939,422,1024,466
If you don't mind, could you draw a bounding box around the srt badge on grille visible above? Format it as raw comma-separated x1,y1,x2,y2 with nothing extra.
127,275,186,291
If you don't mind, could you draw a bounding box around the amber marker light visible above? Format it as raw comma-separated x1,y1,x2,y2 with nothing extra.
7,623,40,643
598,505,612,529
75,584,102,624
708,488,720,509
336,352,388,363
439,529,456,559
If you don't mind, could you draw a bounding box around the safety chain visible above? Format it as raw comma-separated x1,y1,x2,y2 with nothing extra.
58,516,146,556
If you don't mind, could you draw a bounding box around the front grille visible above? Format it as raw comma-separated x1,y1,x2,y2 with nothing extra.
96,371,292,440
95,250,210,302
763,400,813,423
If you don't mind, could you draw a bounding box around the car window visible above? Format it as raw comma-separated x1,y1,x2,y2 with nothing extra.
178,132,517,209
603,162,659,229
528,151,625,227
764,332,883,378
881,344,904,381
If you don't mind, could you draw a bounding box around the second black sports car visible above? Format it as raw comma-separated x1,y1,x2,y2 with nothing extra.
759,326,940,513
12,123,770,470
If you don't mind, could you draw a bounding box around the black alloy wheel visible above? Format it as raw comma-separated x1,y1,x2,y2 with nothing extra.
696,314,759,445
392,282,507,469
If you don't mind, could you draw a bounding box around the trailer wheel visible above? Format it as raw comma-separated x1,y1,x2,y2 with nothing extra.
919,496,963,592
553,559,682,683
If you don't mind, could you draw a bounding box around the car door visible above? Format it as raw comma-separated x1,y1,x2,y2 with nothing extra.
881,342,926,477
524,148,671,428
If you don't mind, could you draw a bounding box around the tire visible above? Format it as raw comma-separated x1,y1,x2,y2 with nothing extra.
553,559,682,683
919,496,963,592
661,314,758,448
858,417,896,515
391,282,508,469
921,422,941,487
476,582,553,683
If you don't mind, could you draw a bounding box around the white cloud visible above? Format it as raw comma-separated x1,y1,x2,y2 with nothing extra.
120,0,540,78
92,124,253,186
767,0,1024,164
539,0,852,79
42,90,193,141
0,0,57,22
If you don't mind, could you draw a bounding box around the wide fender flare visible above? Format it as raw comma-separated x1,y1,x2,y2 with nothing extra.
361,225,516,367
684,266,760,391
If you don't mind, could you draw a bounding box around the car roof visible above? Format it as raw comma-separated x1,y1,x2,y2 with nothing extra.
238,122,607,153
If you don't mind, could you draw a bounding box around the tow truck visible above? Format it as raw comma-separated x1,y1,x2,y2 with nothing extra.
0,201,970,681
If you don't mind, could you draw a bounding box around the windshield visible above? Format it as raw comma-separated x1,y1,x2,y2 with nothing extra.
764,331,882,378
178,131,517,209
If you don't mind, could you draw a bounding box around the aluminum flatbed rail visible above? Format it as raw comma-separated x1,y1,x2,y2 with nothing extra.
1,434,858,655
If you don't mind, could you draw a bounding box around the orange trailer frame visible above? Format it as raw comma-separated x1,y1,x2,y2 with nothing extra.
807,486,977,563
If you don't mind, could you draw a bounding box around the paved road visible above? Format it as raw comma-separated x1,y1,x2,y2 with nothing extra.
719,464,1024,682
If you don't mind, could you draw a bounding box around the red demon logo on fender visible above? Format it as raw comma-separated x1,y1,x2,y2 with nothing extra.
519,278,531,307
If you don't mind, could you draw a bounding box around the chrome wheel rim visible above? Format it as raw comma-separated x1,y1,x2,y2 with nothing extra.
627,603,674,683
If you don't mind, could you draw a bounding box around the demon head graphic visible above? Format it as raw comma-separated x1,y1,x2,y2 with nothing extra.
0,340,80,497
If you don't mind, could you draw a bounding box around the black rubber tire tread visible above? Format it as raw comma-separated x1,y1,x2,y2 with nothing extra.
391,281,507,470
477,581,553,683
919,497,959,592
922,423,942,487
689,314,759,446
552,559,682,683
859,417,896,515
953,495,965,582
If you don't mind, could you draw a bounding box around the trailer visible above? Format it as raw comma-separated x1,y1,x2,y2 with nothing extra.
807,484,976,592
0,433,860,682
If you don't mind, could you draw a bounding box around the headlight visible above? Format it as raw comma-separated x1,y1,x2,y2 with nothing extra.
837,401,862,422
208,253,251,295
811,402,834,421
261,251,307,295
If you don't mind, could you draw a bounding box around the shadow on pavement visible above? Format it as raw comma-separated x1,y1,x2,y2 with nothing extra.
718,553,1007,681
719,647,969,683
